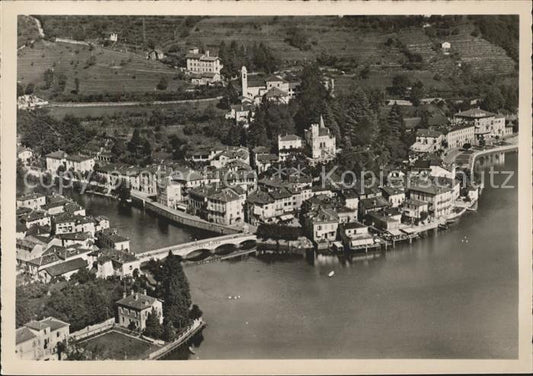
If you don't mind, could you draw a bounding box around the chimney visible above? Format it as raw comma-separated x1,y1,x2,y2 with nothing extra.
123,291,127,299
205,50,210,57
134,293,138,300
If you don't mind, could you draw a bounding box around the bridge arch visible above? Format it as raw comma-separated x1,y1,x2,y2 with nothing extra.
239,239,257,249
214,243,237,255
185,248,212,261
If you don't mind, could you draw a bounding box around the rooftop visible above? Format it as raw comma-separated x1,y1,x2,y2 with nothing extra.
455,108,495,119
43,258,88,277
116,293,160,311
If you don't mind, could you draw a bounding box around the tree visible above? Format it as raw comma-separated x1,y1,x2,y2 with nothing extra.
189,304,203,320
359,66,371,80
43,68,54,89
162,319,176,342
111,139,126,161
391,74,411,97
481,87,505,113
409,81,424,106
17,82,25,97
156,77,168,91
25,83,35,95
127,129,142,153
293,63,330,134
160,252,192,331
74,77,80,93
143,310,163,339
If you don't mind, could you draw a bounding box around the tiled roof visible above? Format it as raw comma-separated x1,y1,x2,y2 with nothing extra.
16,327,37,344
455,108,495,119
342,221,367,229
264,87,288,98
46,150,67,159
43,258,87,277
279,134,301,142
116,293,160,311
416,129,443,138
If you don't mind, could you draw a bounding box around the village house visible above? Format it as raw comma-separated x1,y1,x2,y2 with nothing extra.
95,216,110,232
20,210,51,229
453,108,506,145
96,248,140,279
366,209,401,232
53,214,96,236
209,147,250,169
410,129,445,153
157,175,183,210
225,103,255,126
218,164,258,193
57,232,94,249
146,49,165,61
45,150,95,174
24,245,93,278
17,94,48,110
17,145,34,165
16,237,48,263
381,186,406,208
116,292,164,331
17,193,46,210
445,124,475,149
441,41,451,54
188,185,246,225
38,257,89,283
186,48,223,83
402,198,429,223
251,146,278,174
277,134,304,161
304,116,337,164
16,317,70,360
408,183,453,219
303,205,339,243
339,221,375,250
96,228,130,251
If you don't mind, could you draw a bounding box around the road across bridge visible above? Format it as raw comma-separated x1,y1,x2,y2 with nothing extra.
136,233,257,263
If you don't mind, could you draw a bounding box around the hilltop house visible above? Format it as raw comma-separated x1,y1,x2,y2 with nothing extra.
186,48,223,84
16,317,70,360
146,49,165,61
116,292,163,331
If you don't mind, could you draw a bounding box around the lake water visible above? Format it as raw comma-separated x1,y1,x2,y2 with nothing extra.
68,152,518,359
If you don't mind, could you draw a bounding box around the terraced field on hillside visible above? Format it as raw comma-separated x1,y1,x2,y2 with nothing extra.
17,40,187,98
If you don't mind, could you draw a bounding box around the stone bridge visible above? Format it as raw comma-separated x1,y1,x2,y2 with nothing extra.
137,233,257,262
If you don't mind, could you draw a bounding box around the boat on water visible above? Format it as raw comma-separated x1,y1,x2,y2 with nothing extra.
328,271,335,278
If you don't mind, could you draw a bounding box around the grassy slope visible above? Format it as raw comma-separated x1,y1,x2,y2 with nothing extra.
17,16,41,47
21,16,516,101
17,40,187,98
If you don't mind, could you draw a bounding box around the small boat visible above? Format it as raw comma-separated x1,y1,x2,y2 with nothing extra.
188,346,196,355
328,271,335,278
